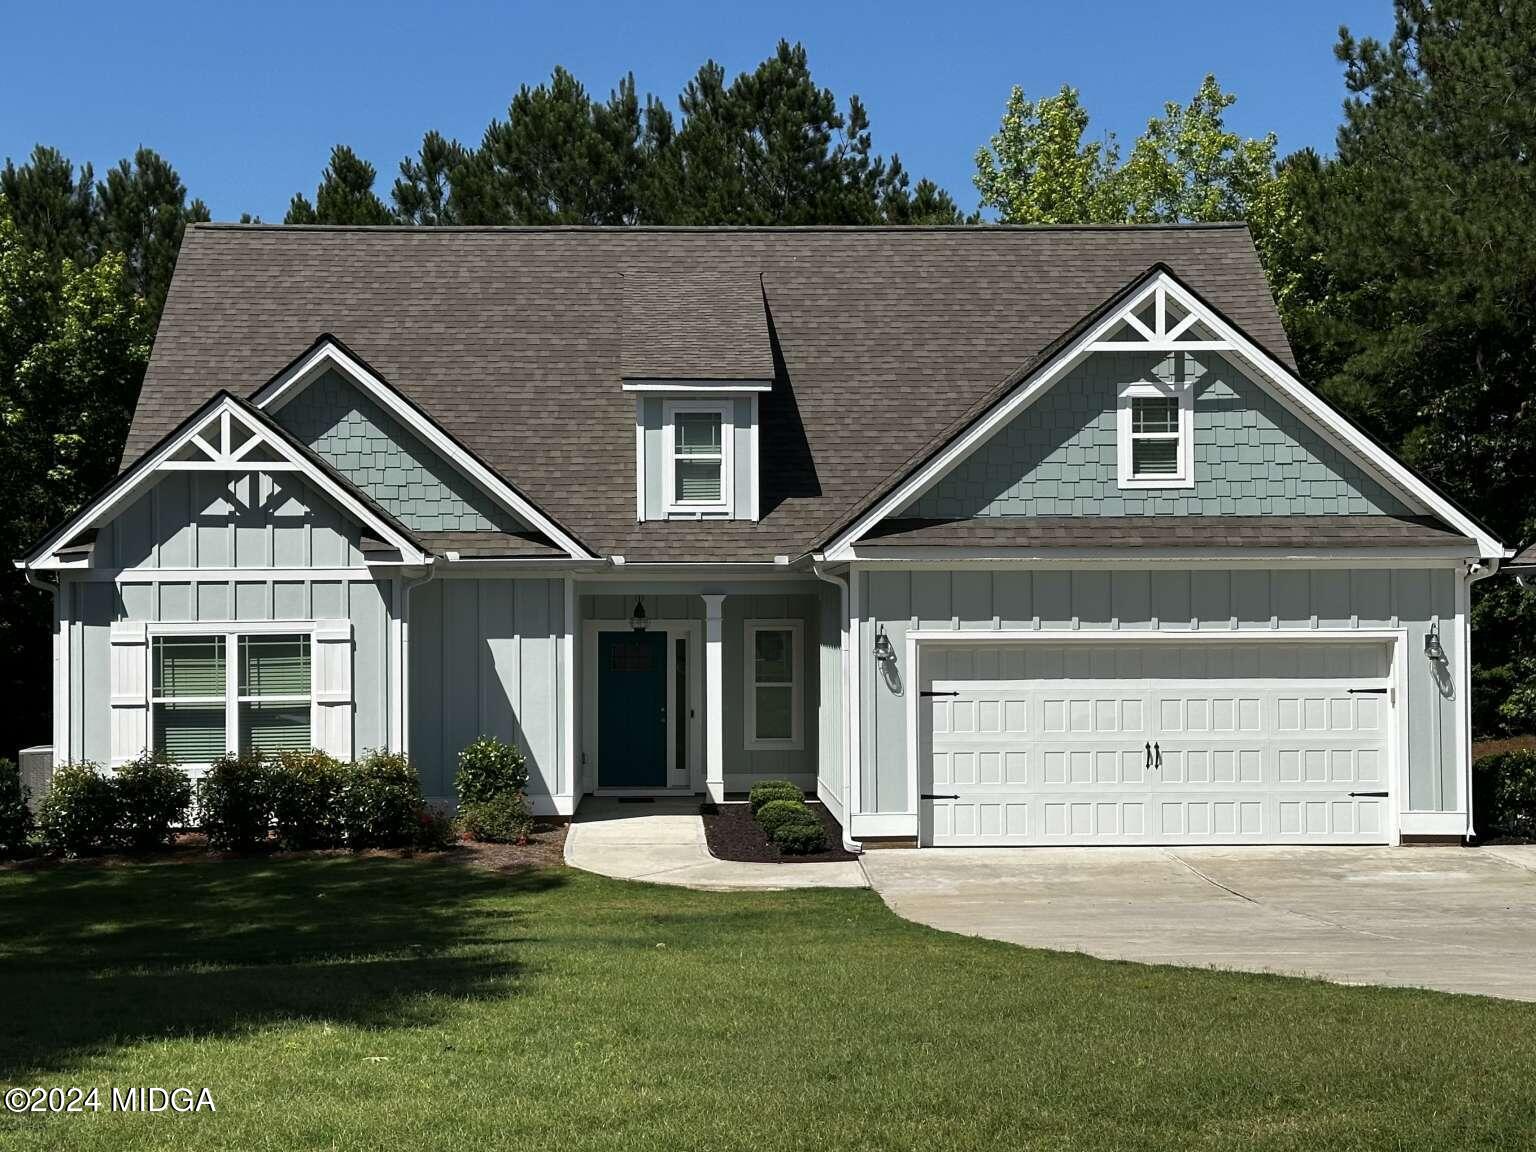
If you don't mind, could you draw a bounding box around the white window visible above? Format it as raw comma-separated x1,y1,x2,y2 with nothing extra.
662,399,734,516
1117,381,1194,488
744,619,802,750
151,631,313,763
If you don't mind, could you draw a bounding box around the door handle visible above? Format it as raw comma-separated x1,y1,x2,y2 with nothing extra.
1153,742,1162,769
1145,742,1152,770
921,793,960,800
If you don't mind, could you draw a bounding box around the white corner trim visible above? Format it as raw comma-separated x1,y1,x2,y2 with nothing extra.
1398,811,1468,836
634,399,646,523
823,270,1504,560
749,393,761,522
24,395,427,570
743,618,804,751
661,398,735,518
252,339,594,559
620,379,774,393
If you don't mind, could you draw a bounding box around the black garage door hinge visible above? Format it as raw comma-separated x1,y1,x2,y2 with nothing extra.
1347,688,1389,695
921,793,961,800
1348,791,1389,798
921,689,960,698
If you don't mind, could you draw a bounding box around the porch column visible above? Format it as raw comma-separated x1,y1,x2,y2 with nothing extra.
701,594,725,802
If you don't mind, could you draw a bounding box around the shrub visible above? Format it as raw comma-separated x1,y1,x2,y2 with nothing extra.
113,750,192,850
197,752,273,852
455,736,529,806
414,803,459,851
772,820,827,855
755,798,820,836
38,762,119,855
459,792,534,844
0,757,31,854
1474,750,1536,840
270,749,346,849
748,779,803,814
342,751,424,848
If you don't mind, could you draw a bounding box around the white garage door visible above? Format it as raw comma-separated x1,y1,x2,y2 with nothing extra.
920,642,1393,847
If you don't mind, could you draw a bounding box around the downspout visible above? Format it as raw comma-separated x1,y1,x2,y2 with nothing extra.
397,560,437,758
812,559,862,854
1464,557,1500,843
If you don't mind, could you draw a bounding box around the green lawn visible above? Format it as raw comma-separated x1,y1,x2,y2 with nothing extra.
2,856,1534,1151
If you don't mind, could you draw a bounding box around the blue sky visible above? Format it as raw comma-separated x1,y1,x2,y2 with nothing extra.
3,0,1390,222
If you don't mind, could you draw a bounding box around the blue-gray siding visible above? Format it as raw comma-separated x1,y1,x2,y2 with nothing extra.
96,471,365,569
275,369,522,533
409,578,567,801
858,566,1460,816
903,353,1411,518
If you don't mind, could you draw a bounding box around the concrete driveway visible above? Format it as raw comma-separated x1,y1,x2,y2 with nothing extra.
861,845,1536,1000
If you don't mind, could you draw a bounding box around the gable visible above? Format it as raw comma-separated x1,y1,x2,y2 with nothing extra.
898,351,1413,521
273,369,526,534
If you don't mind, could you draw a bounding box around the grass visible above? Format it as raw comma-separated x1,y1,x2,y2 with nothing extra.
1,856,1535,1151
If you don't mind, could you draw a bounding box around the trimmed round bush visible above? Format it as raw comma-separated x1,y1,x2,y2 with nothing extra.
270,749,346,849
455,736,529,806
342,751,424,849
749,779,803,814
113,750,192,850
459,792,533,844
197,752,273,851
0,757,32,854
772,820,827,855
1474,750,1536,839
38,762,119,855
755,798,820,836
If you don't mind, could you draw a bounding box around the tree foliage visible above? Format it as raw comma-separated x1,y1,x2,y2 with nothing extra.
285,145,394,226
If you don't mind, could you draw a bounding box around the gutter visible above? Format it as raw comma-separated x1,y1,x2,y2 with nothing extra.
811,557,862,855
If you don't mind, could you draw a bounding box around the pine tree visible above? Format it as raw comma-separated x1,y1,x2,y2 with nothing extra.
393,131,465,225
284,145,394,225
96,148,210,317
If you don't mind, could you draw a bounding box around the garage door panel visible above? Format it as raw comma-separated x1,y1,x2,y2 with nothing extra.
922,642,1393,847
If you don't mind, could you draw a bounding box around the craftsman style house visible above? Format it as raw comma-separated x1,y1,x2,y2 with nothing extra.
17,223,1507,847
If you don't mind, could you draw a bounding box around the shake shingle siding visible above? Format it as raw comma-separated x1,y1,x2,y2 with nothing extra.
134,224,1297,561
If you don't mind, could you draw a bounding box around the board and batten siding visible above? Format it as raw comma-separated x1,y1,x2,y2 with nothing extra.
857,566,1460,817
63,574,391,766
582,591,821,789
94,471,366,570
902,352,1410,519
410,578,567,802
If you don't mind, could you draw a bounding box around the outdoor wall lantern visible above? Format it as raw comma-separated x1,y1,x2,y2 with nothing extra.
1424,622,1445,662
630,598,648,632
873,624,896,664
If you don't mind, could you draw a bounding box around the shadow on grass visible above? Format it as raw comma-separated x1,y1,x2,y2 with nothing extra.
0,854,564,1078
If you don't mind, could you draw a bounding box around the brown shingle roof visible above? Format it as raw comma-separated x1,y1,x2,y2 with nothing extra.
621,270,773,380
862,516,1474,551
133,223,1296,562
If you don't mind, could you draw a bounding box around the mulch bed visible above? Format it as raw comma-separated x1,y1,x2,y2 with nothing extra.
0,822,569,872
1472,734,1536,760
701,801,858,864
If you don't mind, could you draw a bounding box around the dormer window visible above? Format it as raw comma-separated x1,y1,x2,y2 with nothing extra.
1117,380,1193,489
663,400,734,516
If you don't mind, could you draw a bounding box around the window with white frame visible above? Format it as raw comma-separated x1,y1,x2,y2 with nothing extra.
744,620,802,750
1117,381,1194,488
663,400,733,516
151,632,312,762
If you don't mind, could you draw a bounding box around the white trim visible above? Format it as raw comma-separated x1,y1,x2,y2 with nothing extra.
743,618,804,751
702,594,725,802
850,812,916,837
902,627,1408,847
849,565,863,818
1399,811,1468,836
823,270,1504,560
24,395,428,570
621,379,773,393
816,776,845,822
1117,379,1194,489
749,393,761,522
562,576,577,799
634,400,646,523
252,339,593,559
840,548,1480,565
661,399,734,517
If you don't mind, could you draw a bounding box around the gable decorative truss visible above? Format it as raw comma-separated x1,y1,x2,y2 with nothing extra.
18,392,429,570
819,266,1506,561
251,336,595,559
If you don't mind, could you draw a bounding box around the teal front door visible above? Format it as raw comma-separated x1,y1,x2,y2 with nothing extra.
598,630,669,788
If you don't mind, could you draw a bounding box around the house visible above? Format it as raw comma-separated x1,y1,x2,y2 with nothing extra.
16,222,1509,848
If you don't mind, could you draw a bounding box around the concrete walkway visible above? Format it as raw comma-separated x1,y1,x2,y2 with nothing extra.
563,798,866,891
862,844,1536,1001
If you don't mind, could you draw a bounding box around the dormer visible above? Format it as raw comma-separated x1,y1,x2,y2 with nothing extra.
622,271,771,521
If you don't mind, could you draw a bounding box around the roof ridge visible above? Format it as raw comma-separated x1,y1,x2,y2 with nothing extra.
189,221,1253,235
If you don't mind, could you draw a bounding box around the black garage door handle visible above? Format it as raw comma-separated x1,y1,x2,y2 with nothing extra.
921,793,960,800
